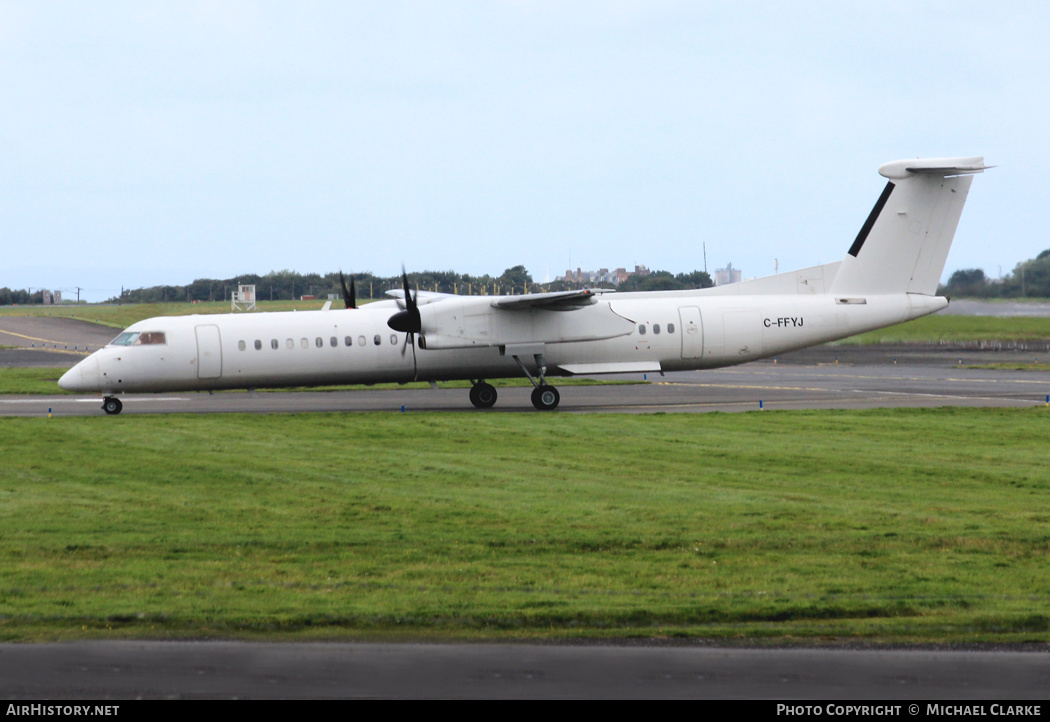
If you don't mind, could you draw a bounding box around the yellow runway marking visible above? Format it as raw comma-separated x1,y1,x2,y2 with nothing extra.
0,327,90,356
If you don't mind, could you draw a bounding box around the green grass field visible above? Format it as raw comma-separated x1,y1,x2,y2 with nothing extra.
0,300,333,329
1,408,1048,643
846,314,1050,344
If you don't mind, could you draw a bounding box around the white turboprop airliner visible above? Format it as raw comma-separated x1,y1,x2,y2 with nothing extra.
60,157,988,414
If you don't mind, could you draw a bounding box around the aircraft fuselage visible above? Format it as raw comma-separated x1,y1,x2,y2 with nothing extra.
58,291,946,396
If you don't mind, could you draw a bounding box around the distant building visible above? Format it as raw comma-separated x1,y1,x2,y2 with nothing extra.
714,263,741,286
232,284,257,311
558,265,649,286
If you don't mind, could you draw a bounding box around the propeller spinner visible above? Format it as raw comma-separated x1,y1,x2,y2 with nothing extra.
387,268,421,334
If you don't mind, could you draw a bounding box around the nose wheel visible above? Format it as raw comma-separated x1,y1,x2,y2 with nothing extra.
508,351,561,411
530,385,560,411
102,396,123,415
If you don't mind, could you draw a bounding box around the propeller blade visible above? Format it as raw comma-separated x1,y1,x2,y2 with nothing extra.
399,331,418,380
411,332,418,380
388,266,421,333
402,267,415,309
339,270,356,310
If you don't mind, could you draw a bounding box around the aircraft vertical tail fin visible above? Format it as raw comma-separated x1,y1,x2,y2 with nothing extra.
829,157,989,296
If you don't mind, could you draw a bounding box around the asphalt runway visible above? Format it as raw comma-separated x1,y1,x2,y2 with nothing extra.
0,315,114,365
2,641,1048,699
5,358,1050,417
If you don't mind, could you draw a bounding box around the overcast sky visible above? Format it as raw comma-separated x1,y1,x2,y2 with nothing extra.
2,1,1046,301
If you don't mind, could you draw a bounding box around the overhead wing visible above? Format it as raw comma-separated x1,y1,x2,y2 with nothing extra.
385,289,455,308
491,288,615,310
417,292,635,350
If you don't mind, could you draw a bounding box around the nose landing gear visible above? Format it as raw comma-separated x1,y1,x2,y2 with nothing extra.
509,351,560,411
102,396,123,415
530,384,560,411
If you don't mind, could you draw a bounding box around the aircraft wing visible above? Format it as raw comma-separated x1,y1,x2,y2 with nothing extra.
418,290,635,350
385,289,455,308
491,288,614,310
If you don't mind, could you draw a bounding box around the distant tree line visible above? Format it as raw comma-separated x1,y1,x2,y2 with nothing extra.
941,249,1050,298
101,265,714,304
0,288,48,305
29,250,1050,306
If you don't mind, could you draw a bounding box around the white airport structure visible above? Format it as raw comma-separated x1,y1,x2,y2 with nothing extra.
231,285,257,312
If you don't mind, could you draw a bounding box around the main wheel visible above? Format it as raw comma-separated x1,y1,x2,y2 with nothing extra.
102,397,123,415
469,382,498,409
531,385,560,411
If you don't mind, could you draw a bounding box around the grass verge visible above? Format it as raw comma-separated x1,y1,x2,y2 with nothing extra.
1,408,1048,643
844,315,1050,344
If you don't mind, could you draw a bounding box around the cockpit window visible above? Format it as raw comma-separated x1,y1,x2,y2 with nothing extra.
110,332,139,346
137,332,166,345
111,331,166,346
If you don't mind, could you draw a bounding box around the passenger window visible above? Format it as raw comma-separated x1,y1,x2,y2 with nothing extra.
390,334,398,345
653,324,661,335
668,323,675,334
315,337,323,348
330,337,338,348
254,340,262,350
238,340,246,351
301,338,308,349
271,339,279,350
358,335,366,346
344,336,352,346
638,325,646,335
286,338,294,349
373,335,381,346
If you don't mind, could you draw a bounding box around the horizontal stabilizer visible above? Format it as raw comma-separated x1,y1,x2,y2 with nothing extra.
879,157,991,178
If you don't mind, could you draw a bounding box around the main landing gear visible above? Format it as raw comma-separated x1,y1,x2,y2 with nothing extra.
102,396,123,415
469,350,561,411
469,381,498,409
468,377,560,411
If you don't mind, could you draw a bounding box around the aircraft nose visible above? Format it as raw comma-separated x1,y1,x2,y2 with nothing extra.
58,356,100,392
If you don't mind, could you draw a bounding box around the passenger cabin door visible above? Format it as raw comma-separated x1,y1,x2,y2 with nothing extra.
195,325,223,379
678,306,703,359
